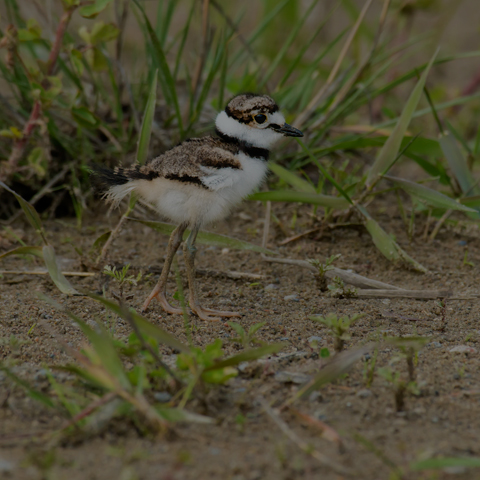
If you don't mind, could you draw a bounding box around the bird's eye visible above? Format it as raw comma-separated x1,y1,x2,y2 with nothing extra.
254,114,267,124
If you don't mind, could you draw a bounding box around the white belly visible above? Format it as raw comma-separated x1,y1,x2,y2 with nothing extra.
134,153,268,226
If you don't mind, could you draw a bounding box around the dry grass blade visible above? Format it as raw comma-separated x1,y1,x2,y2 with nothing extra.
294,0,374,128
291,409,343,449
258,397,353,476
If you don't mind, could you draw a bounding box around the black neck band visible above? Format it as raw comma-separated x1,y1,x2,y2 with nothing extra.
215,128,269,160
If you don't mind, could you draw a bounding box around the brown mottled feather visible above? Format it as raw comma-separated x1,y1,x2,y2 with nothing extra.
111,135,242,186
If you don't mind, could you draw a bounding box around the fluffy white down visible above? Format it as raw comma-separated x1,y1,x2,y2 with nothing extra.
215,111,285,149
109,152,268,226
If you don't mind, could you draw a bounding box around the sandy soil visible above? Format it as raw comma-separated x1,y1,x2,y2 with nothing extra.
1,198,479,480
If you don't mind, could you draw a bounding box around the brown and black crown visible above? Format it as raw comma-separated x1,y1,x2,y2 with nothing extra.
225,93,279,124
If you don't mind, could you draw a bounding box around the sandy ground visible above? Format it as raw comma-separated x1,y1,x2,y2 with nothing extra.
1,198,479,480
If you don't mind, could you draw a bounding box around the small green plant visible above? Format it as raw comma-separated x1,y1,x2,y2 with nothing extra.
463,249,474,267
378,366,419,412
310,313,364,352
227,321,266,348
308,254,341,291
385,337,428,382
363,348,378,388
327,276,358,299
103,264,142,299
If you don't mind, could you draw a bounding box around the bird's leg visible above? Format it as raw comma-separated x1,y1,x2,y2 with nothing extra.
142,223,188,314
183,225,241,321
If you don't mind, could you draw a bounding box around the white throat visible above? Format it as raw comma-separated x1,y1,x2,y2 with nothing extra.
215,111,285,149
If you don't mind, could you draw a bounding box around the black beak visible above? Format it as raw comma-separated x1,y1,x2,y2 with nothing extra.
271,123,303,137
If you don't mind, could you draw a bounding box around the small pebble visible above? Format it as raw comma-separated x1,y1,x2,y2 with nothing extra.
221,248,230,255
449,345,477,354
430,342,442,348
457,240,467,246
444,466,467,475
265,284,278,291
309,391,324,403
153,392,172,403
356,389,372,398
308,336,323,344
283,295,299,302
275,371,311,384
34,369,47,381
0,458,14,473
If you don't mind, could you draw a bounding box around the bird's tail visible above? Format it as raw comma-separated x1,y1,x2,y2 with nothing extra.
91,164,156,207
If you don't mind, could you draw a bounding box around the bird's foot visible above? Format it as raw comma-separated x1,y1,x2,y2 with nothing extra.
190,304,241,322
142,291,183,315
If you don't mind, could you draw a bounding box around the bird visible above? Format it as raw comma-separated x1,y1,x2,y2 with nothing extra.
95,93,303,321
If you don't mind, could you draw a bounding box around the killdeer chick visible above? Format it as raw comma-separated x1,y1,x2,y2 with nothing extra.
96,93,303,321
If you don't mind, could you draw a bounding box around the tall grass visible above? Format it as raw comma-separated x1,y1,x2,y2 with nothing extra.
1,0,478,266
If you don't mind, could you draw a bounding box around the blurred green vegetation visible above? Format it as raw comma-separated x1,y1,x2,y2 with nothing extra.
0,0,479,268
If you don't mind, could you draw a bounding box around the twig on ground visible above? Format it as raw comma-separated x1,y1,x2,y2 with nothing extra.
196,269,265,281
356,289,452,299
263,255,401,290
0,271,95,277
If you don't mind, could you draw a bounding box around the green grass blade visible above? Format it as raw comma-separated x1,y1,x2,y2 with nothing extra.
173,0,195,80
411,457,480,471
366,50,438,185
39,294,131,390
364,218,400,262
137,69,158,164
384,175,475,213
268,162,316,193
277,3,338,89
155,407,214,424
297,139,353,204
0,245,43,260
42,245,79,295
439,132,480,195
364,217,428,273
259,0,320,89
203,343,286,372
128,218,276,254
0,181,48,245
132,0,183,136
249,191,349,209
0,365,56,409
87,293,190,354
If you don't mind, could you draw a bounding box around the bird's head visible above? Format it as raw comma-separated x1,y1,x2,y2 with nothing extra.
215,93,303,149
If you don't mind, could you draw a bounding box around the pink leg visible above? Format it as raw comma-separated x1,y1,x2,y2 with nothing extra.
183,226,241,321
142,223,187,314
